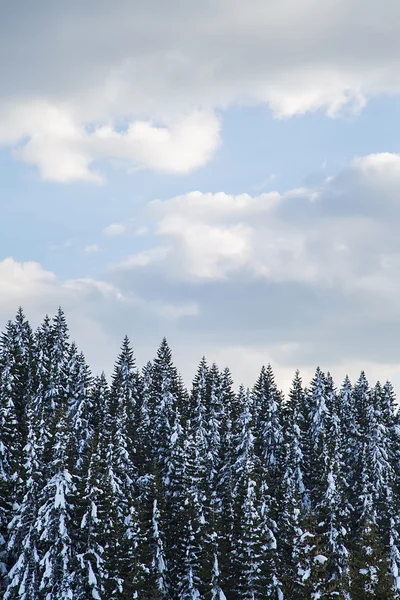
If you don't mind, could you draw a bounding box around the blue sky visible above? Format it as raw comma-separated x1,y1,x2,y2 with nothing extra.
2,0,400,390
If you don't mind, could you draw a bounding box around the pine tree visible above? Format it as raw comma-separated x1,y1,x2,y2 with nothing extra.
149,497,168,599
251,365,283,598
206,364,224,494
4,403,41,600
148,338,183,482
231,386,277,599
136,362,153,476
252,364,284,496
0,309,35,580
279,371,307,598
337,375,358,539
306,367,331,508
66,345,94,474
33,311,70,477
36,404,76,600
350,519,394,599
351,370,372,526
315,374,351,598
106,337,144,598
232,474,276,600
178,450,204,600
350,377,395,598
0,308,35,452
211,367,235,599
3,307,400,599
189,357,209,440
110,336,142,462
75,431,108,600
0,322,23,578
9,308,35,435
384,381,400,596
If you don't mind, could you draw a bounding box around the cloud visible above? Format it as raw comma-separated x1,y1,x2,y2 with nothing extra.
2,2,400,180
0,102,220,182
0,259,124,377
4,145,400,391
129,157,400,296
351,152,400,179
0,256,200,379
105,151,400,388
103,223,126,237
93,110,220,174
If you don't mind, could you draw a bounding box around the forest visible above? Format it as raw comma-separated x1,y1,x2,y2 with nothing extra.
0,307,399,599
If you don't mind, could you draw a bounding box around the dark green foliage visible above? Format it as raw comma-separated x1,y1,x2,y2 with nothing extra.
0,308,400,599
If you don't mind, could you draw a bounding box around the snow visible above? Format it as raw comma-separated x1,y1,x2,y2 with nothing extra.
2,312,400,598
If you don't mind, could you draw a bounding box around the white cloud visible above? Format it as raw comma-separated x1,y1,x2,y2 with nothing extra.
138,190,312,282
158,217,253,279
93,110,220,174
120,152,400,298
2,2,400,180
103,223,126,236
0,257,120,313
351,152,400,178
0,101,220,182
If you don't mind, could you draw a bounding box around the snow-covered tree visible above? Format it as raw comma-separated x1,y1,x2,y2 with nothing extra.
33,311,70,478
350,378,395,598
252,364,284,495
4,404,41,600
36,405,76,600
279,371,307,597
148,338,184,481
66,345,94,475
74,431,108,600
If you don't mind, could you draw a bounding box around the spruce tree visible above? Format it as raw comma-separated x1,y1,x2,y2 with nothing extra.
33,311,70,480
279,371,308,598
251,365,283,598
315,374,351,598
231,387,277,599
0,326,23,578
350,378,395,598
75,431,108,600
35,404,76,600
4,403,41,600
2,307,400,599
252,364,284,496
0,309,35,579
148,338,184,482
66,344,94,474
107,337,144,598
210,367,235,599
306,367,330,508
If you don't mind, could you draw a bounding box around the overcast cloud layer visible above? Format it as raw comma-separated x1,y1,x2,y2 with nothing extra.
1,1,400,390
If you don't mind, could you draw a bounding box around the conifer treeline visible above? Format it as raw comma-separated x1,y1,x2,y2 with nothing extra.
0,308,400,599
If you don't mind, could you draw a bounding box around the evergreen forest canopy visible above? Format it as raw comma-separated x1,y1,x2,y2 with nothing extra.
0,308,400,600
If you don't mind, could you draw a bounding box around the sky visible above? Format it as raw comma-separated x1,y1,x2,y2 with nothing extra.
2,0,400,391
